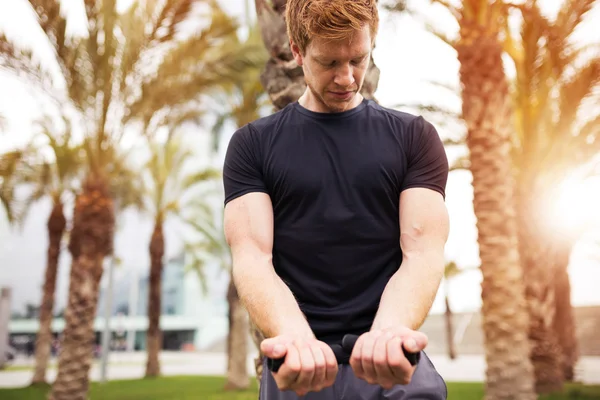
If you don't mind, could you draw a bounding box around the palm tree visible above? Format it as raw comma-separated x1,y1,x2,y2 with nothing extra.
443,261,462,360
184,198,249,389
394,0,599,390
404,1,537,398
13,116,84,386
442,261,481,360
390,0,599,392
1,1,262,398
208,22,269,389
506,2,599,388
142,136,220,377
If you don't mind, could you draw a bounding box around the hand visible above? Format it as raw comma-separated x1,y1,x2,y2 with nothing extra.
349,326,427,389
261,335,338,396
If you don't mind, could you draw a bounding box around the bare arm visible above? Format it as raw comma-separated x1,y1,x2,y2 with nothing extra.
224,192,314,340
371,187,450,331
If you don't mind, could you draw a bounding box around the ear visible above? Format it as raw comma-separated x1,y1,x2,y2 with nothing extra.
290,40,304,66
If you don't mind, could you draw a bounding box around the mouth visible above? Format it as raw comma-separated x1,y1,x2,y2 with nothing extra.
329,91,354,100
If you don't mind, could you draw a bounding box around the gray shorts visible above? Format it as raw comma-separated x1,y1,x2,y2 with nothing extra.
259,351,447,399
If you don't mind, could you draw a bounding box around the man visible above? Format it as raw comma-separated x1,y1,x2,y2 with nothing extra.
223,0,449,398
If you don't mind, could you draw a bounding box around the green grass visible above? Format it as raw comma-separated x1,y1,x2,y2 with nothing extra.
448,383,600,399
0,377,598,399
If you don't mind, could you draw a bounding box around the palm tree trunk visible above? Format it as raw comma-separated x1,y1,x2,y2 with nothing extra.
31,200,66,385
517,191,564,393
145,219,164,378
224,276,250,390
49,177,115,400
552,245,578,382
455,12,536,400
444,294,456,360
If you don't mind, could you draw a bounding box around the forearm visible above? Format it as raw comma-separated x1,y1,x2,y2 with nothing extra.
232,255,314,340
371,250,444,331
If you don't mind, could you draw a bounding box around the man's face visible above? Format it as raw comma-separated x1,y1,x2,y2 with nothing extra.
291,25,372,113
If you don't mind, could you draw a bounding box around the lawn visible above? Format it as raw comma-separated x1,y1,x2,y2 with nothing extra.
0,377,599,399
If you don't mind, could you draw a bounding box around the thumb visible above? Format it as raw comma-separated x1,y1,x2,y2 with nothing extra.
261,338,287,358
403,332,428,353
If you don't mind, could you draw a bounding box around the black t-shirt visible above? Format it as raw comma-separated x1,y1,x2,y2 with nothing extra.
223,98,448,344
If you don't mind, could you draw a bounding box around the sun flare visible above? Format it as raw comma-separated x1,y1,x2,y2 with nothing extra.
550,173,600,231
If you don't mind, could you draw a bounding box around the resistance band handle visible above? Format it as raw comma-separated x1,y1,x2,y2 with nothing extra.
266,333,420,373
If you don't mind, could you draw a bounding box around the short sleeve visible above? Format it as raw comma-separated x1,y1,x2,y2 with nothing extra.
223,124,268,205
401,116,449,198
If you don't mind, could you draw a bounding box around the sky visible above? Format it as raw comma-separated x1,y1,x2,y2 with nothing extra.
0,0,599,316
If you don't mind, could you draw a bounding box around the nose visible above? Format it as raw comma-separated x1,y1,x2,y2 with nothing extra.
334,64,354,88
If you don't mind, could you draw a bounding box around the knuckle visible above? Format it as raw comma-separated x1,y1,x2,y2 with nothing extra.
373,353,387,365
288,364,302,374
302,364,315,374
314,359,326,370
388,358,403,369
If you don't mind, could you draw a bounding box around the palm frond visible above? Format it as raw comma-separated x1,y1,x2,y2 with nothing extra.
185,216,226,254
0,34,56,95
430,0,461,21
0,150,25,223
124,3,266,125
547,0,597,76
450,154,470,172
556,55,600,137
183,240,212,295
180,168,221,192
118,0,199,102
103,144,146,212
444,261,462,279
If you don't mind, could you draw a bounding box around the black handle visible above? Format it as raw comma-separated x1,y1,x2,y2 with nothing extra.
267,333,420,373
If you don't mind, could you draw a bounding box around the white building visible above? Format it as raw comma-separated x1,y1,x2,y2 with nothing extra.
8,252,231,352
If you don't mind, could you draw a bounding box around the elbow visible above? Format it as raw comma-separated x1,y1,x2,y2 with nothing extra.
231,250,273,279
399,223,427,256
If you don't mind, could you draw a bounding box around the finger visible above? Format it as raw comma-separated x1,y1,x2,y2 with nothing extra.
261,339,287,360
350,335,365,378
387,337,412,385
294,340,316,395
360,332,379,384
276,343,301,390
388,327,428,352
310,344,327,391
320,342,338,388
373,332,395,389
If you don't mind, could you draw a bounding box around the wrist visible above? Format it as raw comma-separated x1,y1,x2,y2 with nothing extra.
371,318,416,332
270,323,315,340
